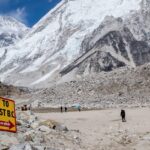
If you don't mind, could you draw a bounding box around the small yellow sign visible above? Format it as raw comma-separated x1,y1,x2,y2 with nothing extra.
0,97,17,133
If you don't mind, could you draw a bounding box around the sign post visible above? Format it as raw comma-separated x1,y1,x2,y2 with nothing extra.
0,97,17,133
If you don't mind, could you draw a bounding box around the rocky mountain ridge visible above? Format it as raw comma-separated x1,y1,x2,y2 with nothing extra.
0,0,149,87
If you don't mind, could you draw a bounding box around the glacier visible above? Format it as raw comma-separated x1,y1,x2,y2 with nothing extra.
0,0,145,87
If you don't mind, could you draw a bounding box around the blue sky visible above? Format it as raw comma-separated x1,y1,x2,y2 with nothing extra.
0,0,62,27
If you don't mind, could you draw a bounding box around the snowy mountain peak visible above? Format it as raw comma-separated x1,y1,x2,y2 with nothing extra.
1,0,150,88
0,15,28,33
0,15,29,48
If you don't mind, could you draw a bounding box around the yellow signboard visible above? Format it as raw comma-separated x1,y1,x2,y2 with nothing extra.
0,97,17,133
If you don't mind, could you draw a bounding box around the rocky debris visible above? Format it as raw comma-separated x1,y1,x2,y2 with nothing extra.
38,125,51,133
39,120,68,132
28,63,150,109
0,81,30,97
55,124,68,132
94,128,150,150
39,119,58,130
0,110,82,150
10,143,33,150
99,130,134,150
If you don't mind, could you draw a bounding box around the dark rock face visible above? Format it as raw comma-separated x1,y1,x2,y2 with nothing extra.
130,41,150,65
0,81,29,96
60,5,150,77
0,33,20,47
0,33,17,47
95,29,130,60
60,25,150,75
77,51,125,74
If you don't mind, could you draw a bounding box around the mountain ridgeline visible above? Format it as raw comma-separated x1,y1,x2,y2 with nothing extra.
0,0,150,87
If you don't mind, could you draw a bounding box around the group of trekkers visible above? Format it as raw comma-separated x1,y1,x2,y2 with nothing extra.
60,105,126,122
60,105,81,112
20,104,31,111
60,106,67,112
20,104,126,122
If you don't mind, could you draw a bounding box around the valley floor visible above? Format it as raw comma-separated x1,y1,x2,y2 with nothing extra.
37,107,150,150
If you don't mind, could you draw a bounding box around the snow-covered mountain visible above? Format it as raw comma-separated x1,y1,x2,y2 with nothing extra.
0,16,28,48
0,0,150,87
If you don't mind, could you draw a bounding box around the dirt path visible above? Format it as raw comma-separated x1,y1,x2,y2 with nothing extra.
36,108,150,150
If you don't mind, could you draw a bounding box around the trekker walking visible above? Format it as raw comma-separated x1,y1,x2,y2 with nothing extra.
78,105,81,112
120,109,126,122
65,106,68,112
60,106,63,113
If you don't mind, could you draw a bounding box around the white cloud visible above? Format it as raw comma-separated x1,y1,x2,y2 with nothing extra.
7,7,28,25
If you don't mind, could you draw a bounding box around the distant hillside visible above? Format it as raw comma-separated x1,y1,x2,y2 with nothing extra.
0,81,29,97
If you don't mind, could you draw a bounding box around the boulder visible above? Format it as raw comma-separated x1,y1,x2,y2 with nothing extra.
55,124,68,132
30,122,39,129
38,125,51,133
39,119,58,129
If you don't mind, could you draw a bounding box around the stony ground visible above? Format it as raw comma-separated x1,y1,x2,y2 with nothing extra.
0,110,82,150
1,107,150,149
37,107,150,150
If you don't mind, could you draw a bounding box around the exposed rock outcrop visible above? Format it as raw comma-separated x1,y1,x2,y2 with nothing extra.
0,81,29,97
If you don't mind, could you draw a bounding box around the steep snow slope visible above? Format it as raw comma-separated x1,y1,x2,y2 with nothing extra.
0,16,28,48
0,0,143,87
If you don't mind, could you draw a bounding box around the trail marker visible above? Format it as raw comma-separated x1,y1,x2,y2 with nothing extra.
0,97,17,133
